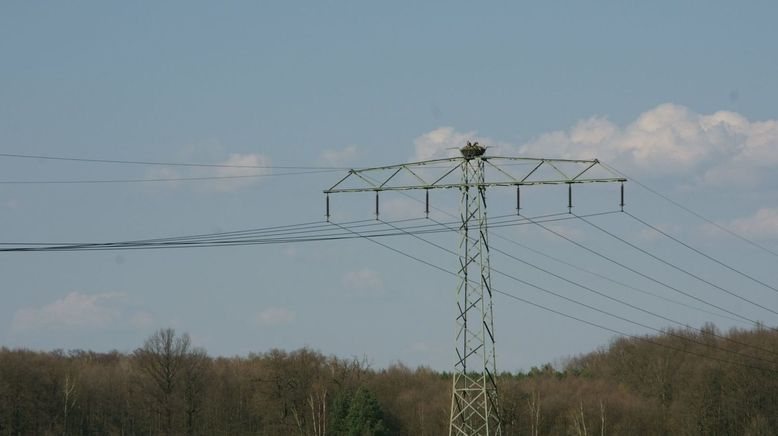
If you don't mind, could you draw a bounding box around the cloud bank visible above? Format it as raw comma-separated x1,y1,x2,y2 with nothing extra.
145,152,271,192
415,104,778,188
12,292,152,331
255,307,296,326
342,268,385,297
727,208,778,241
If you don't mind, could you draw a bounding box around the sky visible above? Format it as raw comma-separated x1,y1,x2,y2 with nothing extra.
1,1,777,372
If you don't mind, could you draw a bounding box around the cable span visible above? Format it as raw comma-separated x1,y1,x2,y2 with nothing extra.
0,169,341,185
576,213,778,317
376,185,743,324
332,219,778,374
0,212,607,252
382,218,778,365
600,162,778,259
625,211,778,295
522,214,772,328
0,152,346,170
487,232,745,324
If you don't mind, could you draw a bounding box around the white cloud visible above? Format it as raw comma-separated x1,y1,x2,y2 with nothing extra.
144,152,271,192
636,222,683,243
320,145,359,166
341,268,385,297
256,307,296,326
209,153,271,192
517,103,778,185
129,311,155,329
12,292,125,331
727,208,778,240
412,127,517,161
145,166,184,188
413,127,475,161
413,105,778,188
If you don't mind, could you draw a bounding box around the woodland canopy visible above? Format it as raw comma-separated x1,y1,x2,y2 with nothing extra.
0,325,776,435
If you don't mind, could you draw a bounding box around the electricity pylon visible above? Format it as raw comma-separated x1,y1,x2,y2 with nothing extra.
325,144,626,436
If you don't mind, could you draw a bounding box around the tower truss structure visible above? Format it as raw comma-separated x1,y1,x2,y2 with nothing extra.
325,146,626,436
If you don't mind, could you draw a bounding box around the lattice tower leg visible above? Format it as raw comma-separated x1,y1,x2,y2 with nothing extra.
449,157,502,436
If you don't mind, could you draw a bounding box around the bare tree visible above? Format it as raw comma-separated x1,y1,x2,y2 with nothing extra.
599,400,606,436
62,373,77,435
134,328,191,436
308,384,327,436
527,390,541,436
183,348,209,436
568,400,588,436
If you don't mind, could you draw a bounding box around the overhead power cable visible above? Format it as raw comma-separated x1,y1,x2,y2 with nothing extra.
381,218,778,365
624,211,778,295
0,212,608,252
331,220,778,374
377,185,744,325
522,214,774,330
0,169,341,185
0,152,345,170
600,162,778,259
487,232,745,325
576,213,778,318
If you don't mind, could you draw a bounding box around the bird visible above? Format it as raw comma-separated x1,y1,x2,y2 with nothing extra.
461,141,486,158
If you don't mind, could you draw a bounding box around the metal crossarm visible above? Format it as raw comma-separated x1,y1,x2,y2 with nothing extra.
324,156,625,194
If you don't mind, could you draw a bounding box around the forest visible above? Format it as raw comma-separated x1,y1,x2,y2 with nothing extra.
0,324,776,435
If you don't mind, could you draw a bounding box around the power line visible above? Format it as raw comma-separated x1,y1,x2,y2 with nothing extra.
600,162,778,259
377,186,744,325
576,213,778,318
0,212,601,252
522,213,773,329
488,231,745,325
381,218,778,365
333,219,778,374
625,211,778,295
493,288,777,374
0,152,345,170
0,169,341,185
490,242,778,359
12,211,589,248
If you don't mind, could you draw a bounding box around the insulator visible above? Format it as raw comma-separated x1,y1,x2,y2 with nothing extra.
375,191,379,220
516,186,521,215
568,183,573,212
620,182,625,211
326,194,330,222
425,189,430,218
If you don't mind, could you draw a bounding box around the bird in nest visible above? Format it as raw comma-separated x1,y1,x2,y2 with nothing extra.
460,141,487,158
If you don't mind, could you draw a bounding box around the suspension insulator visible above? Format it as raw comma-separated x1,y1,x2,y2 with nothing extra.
425,189,430,218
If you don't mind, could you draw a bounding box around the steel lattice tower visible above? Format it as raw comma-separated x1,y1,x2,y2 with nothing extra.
325,143,625,436
449,153,501,435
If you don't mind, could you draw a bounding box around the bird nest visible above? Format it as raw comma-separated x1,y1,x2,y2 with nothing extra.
460,141,486,159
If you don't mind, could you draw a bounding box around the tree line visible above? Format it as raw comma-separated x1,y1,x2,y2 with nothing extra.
0,324,776,435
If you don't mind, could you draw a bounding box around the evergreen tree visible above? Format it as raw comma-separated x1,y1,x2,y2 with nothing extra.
329,391,352,435
345,386,388,436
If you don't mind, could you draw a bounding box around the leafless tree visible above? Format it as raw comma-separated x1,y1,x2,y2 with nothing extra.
134,328,192,435
62,373,77,435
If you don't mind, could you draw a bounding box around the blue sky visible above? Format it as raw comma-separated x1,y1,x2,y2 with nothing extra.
1,1,777,371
